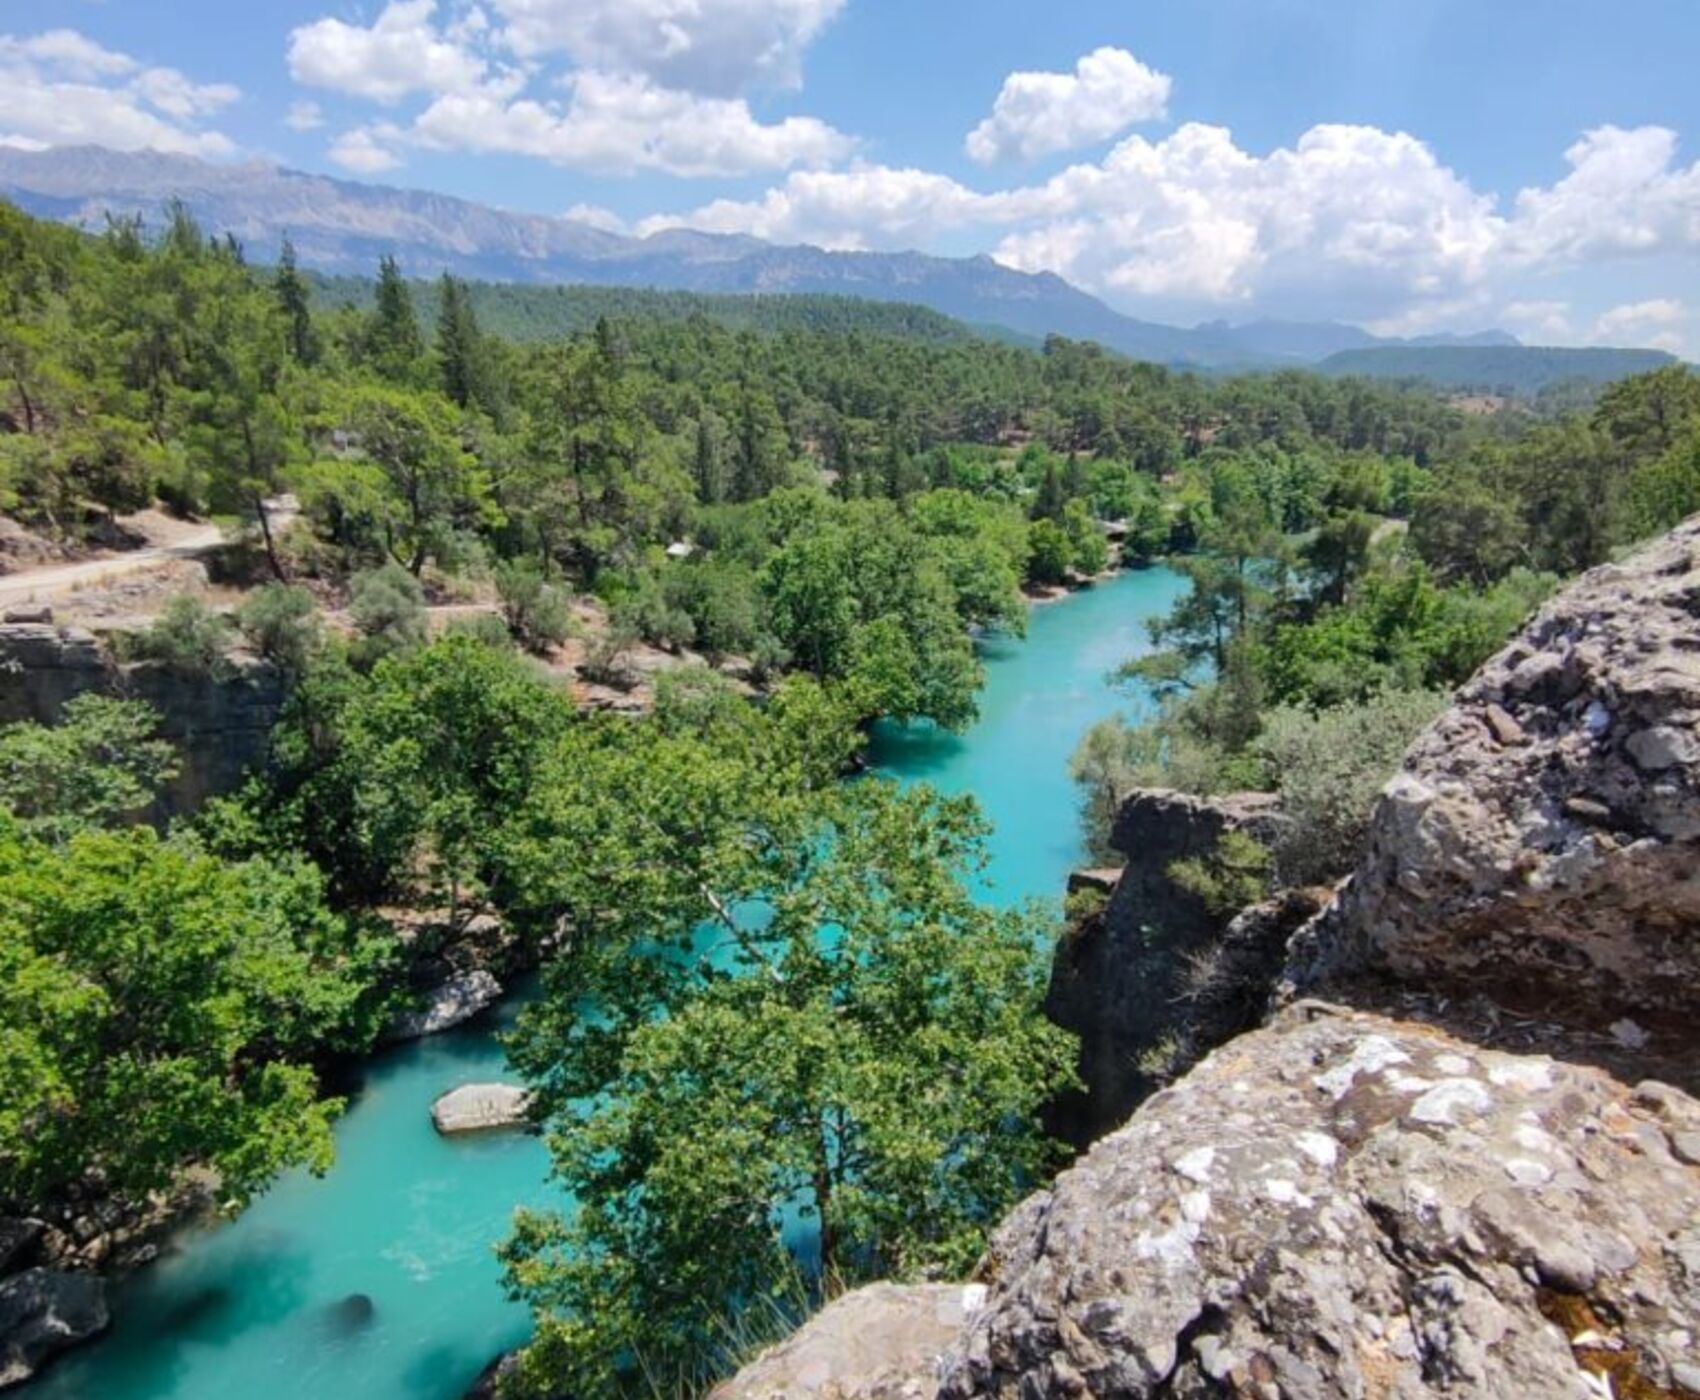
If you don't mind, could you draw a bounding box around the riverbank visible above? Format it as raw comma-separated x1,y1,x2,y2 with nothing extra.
22,567,1187,1400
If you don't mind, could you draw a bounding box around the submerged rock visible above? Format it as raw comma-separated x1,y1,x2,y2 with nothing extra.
322,1292,376,1336
712,1283,988,1400
385,969,503,1042
940,1003,1700,1400
0,1268,109,1389
430,1083,532,1135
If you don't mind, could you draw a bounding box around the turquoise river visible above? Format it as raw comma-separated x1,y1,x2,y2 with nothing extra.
31,565,1187,1400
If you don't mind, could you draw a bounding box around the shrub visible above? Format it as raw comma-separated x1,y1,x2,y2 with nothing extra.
494,559,575,654
443,612,515,650
348,563,428,666
130,595,232,676
1168,829,1272,919
236,584,322,673
1255,686,1446,886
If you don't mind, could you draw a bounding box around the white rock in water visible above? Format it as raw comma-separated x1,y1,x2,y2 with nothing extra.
385,970,503,1042
430,1083,532,1135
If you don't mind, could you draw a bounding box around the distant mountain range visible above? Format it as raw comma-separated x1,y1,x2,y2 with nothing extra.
0,145,1681,390
0,144,1535,372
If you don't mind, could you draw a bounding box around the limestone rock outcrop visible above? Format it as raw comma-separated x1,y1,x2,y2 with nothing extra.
0,1268,109,1389
0,623,285,817
1287,518,1700,1080
1046,789,1283,1144
384,969,503,1042
712,1285,988,1400
941,1003,1700,1400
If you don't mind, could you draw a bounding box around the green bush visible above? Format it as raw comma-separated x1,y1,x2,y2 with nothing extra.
1168,829,1272,919
1256,686,1446,886
237,584,322,673
349,563,428,666
495,559,576,653
130,595,232,676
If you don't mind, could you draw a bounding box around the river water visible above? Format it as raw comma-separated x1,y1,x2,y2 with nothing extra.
31,565,1185,1400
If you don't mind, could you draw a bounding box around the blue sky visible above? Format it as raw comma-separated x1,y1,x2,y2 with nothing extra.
3,0,1698,351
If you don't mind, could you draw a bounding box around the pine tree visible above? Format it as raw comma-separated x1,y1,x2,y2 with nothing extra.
273,237,318,366
365,255,424,383
436,273,485,409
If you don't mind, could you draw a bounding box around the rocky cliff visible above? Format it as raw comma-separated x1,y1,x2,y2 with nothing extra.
1045,789,1284,1144
0,622,284,816
716,520,1700,1399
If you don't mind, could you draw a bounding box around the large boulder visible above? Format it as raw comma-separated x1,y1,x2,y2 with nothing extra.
712,1284,987,1400
0,1268,109,1389
1046,789,1283,1144
385,969,504,1042
940,1003,1700,1400
430,1083,532,1135
1287,519,1700,1075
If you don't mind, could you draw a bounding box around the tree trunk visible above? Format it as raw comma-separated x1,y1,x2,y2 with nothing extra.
254,493,287,582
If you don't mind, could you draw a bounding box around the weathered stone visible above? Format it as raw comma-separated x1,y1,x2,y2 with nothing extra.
713,1284,986,1400
384,970,503,1042
1064,868,1120,897
0,625,285,818
1483,701,1527,746
430,1083,531,1135
939,1005,1700,1400
0,1269,109,1389
1287,519,1700,1073
1046,788,1284,1144
0,1223,41,1276
1,606,51,625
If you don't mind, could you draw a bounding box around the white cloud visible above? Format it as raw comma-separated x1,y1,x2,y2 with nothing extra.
328,124,405,173
1501,300,1574,343
0,28,237,157
1593,298,1687,351
1509,127,1700,266
288,0,492,104
966,46,1171,165
286,100,325,132
647,121,1700,337
4,29,135,80
132,67,240,120
564,202,628,233
402,69,850,176
487,0,845,95
293,0,850,177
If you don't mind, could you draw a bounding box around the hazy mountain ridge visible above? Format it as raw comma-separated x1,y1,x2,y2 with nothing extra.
13,145,1662,385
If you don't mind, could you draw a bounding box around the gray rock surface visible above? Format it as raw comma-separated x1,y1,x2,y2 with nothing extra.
0,1269,109,1389
430,1083,532,1135
0,624,285,817
1287,519,1700,1082
1046,789,1283,1144
940,1003,1700,1400
712,1284,988,1400
385,970,504,1042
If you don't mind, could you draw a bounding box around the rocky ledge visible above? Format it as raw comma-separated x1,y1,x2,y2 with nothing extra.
942,1003,1700,1399
0,1269,109,1390
1288,517,1700,1071
712,1285,988,1400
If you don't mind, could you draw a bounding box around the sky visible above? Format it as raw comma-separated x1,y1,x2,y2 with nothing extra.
2,0,1698,353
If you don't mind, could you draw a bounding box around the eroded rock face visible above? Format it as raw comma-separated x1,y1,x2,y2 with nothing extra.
1046,789,1283,1145
712,1284,987,1400
0,1269,109,1390
940,1004,1700,1400
1287,520,1700,1069
384,969,503,1042
0,624,285,818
